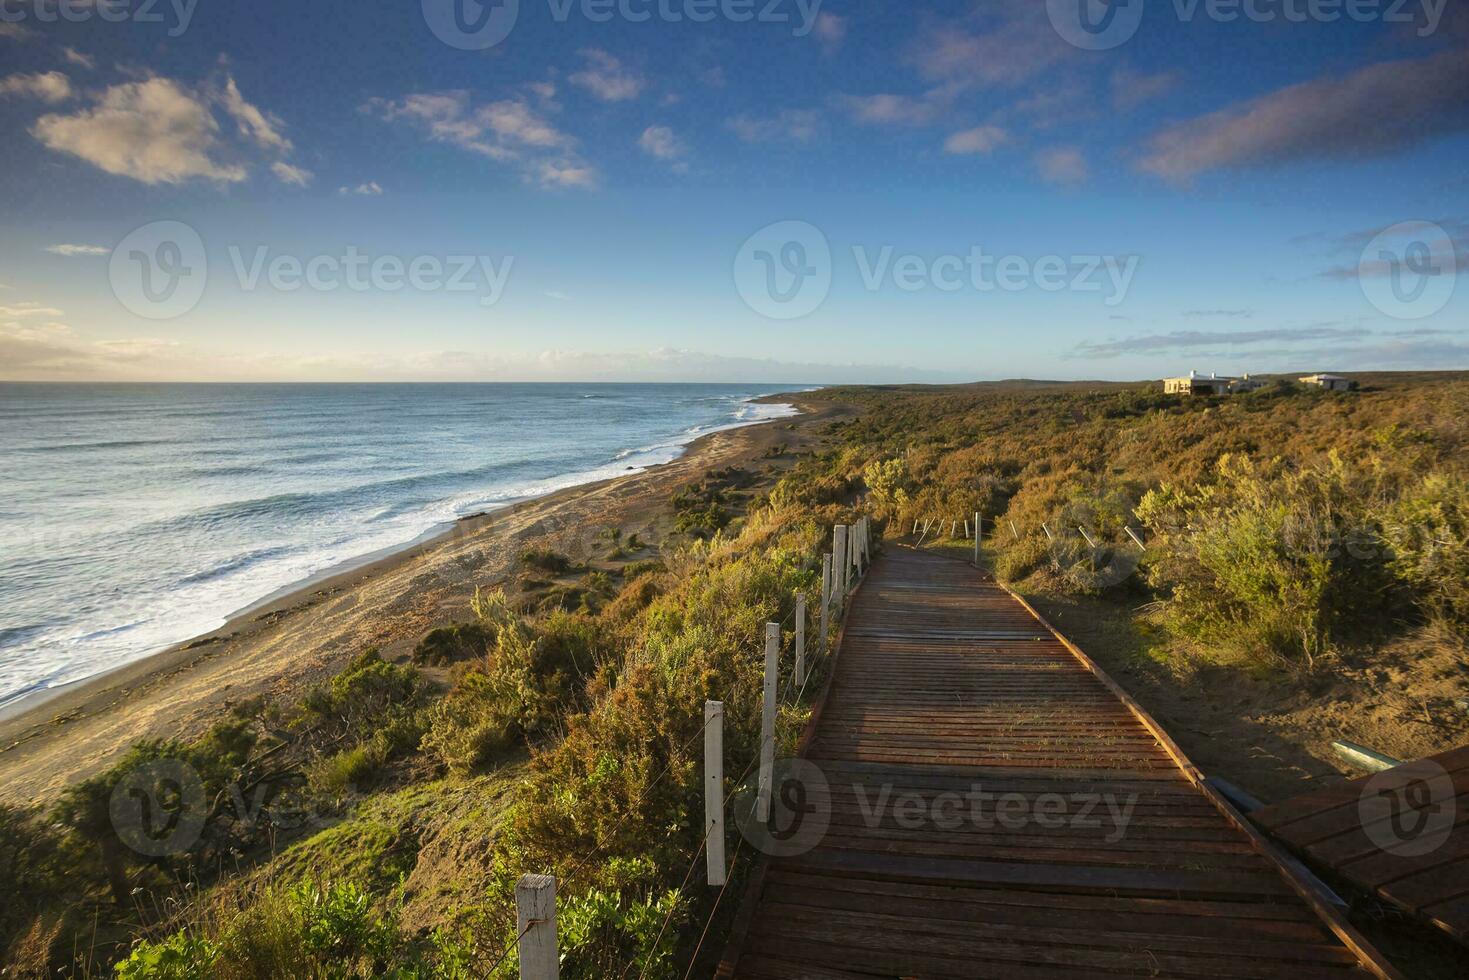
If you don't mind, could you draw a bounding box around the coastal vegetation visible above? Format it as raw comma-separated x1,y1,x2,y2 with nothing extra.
5,375,1467,977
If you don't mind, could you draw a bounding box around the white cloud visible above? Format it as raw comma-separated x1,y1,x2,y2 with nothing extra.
814,13,847,50
944,125,1008,155
0,320,183,378
638,125,682,159
1036,147,1088,185
838,93,946,127
219,75,291,153
915,8,1071,90
339,181,384,195
271,160,313,186
62,47,96,70
365,91,595,189
0,71,73,103
0,23,31,40
1140,48,1469,182
0,302,66,317
45,244,110,256
726,109,819,143
29,74,304,185
568,49,643,102
536,161,598,189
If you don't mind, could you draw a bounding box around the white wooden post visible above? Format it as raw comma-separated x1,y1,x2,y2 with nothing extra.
1124,525,1146,549
704,701,726,887
963,520,970,539
794,594,807,689
911,520,919,535
973,511,981,566
1077,526,1098,548
949,520,957,538
1009,519,1019,541
516,874,558,980
1041,522,1054,541
756,622,779,823
833,525,849,601
820,553,831,654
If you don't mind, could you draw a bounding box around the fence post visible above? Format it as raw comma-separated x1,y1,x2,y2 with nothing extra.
1041,522,1054,541
1124,525,1146,549
516,874,558,980
1009,518,1019,541
820,553,831,654
833,525,849,602
704,700,725,887
1077,526,1098,549
794,594,807,689
973,511,981,566
756,622,779,823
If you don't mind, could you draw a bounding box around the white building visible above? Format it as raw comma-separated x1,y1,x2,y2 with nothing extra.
1163,370,1263,395
1298,374,1355,392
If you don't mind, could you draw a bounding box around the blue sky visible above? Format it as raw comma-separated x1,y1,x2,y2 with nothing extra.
0,0,1465,382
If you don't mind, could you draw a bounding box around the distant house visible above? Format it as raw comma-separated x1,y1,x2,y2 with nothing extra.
1299,373,1356,391
1163,370,1254,396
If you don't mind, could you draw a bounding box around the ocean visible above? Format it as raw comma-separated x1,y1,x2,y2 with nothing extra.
0,383,800,710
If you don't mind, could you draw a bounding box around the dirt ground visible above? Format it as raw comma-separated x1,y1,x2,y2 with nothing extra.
0,393,846,806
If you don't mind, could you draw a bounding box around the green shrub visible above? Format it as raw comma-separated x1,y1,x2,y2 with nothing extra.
1137,454,1394,669
0,804,77,959
1385,474,1469,633
115,930,221,979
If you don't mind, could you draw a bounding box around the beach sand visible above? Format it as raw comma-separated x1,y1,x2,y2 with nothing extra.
0,392,845,805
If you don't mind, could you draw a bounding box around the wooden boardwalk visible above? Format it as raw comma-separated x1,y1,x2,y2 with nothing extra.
1255,745,1469,946
720,547,1395,979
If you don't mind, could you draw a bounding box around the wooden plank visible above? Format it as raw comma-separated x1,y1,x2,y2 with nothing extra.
719,547,1397,979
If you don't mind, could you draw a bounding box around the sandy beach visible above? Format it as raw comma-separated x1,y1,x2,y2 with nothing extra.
0,391,843,805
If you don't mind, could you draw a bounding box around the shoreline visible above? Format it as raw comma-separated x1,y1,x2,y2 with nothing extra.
0,393,804,725
0,389,840,804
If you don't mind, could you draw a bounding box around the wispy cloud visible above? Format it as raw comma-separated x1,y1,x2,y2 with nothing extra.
1074,325,1372,359
0,302,67,317
1183,309,1253,318
944,125,1008,155
638,125,688,172
364,90,595,189
45,244,109,256
1,70,72,103
813,12,847,52
62,47,95,70
568,49,643,102
913,7,1071,91
1036,147,1088,186
837,92,947,127
1111,66,1174,111
270,161,313,186
1140,48,1469,181
339,181,384,195
726,109,819,143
